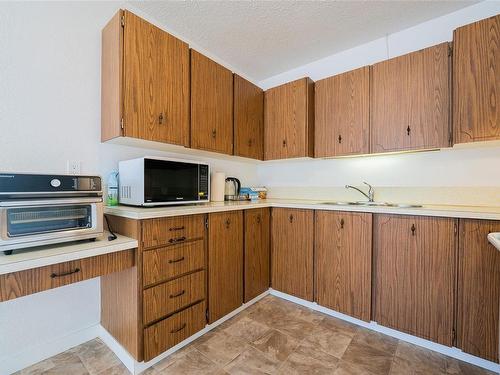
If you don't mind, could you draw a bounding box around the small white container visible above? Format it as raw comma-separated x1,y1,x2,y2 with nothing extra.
210,172,226,202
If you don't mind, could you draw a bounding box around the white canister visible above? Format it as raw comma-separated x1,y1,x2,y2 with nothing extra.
210,172,226,202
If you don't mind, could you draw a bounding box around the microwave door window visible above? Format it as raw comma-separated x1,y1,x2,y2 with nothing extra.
144,159,198,203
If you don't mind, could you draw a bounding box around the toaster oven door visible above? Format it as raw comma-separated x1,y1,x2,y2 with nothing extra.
0,198,103,249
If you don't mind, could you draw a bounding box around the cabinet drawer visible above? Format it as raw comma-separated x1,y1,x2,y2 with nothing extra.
143,240,205,287
143,270,206,325
0,250,135,302
143,301,206,361
142,215,205,249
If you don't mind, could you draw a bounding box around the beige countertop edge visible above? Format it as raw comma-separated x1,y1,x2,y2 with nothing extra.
104,200,500,221
0,232,138,275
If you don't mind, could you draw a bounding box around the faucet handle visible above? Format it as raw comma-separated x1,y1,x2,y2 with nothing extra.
363,182,374,200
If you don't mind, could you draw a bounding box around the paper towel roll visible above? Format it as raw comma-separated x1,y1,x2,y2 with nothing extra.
211,172,226,202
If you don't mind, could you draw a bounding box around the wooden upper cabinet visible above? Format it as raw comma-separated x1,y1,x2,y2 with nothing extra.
208,211,243,323
453,15,500,144
101,10,190,146
315,211,372,321
234,75,264,160
315,67,370,157
457,219,500,363
244,208,270,302
271,208,314,301
371,43,450,153
264,78,314,160
191,50,234,155
373,214,456,346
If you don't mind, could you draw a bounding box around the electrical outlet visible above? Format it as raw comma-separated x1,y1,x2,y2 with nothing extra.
66,160,81,175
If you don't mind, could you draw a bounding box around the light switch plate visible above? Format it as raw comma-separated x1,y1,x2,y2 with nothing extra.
66,160,81,175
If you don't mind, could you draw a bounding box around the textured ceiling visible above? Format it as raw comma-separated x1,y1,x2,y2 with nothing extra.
131,1,477,81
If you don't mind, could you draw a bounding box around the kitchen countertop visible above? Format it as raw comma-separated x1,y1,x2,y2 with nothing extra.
104,199,500,221
0,232,138,275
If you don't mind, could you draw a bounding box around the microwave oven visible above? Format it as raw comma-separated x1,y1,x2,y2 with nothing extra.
118,157,210,206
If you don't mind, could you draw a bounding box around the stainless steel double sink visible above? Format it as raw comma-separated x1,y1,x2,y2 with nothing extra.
317,201,422,208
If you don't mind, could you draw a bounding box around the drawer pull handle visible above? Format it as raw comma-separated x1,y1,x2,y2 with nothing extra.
169,226,185,231
50,268,80,278
170,323,187,334
169,290,185,298
168,256,185,264
169,236,186,244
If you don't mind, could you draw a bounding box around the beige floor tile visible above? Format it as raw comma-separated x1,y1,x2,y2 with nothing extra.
17,359,55,375
394,341,447,374
223,346,281,375
96,363,131,375
277,343,339,375
223,316,271,342
445,357,496,375
251,329,301,362
153,346,194,371
334,360,380,375
155,349,222,375
195,331,250,367
351,328,398,355
302,324,353,358
43,351,89,375
340,340,394,375
319,315,359,338
76,339,121,374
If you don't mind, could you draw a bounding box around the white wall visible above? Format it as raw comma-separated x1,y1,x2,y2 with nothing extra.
0,2,257,370
256,1,500,195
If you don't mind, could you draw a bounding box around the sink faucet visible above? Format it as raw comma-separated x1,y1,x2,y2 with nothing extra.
345,182,374,202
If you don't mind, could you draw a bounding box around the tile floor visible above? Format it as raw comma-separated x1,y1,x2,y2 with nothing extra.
16,295,495,375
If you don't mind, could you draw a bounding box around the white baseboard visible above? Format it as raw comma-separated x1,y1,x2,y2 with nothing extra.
269,289,500,373
100,291,270,375
1,324,101,375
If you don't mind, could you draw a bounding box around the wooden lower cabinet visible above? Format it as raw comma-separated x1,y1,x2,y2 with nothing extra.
244,208,270,302
457,219,500,363
271,208,314,301
144,301,206,361
208,211,244,323
315,211,372,321
373,214,457,346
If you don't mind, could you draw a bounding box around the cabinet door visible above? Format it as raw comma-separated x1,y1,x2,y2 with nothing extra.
234,75,264,160
454,15,500,144
315,211,372,321
244,208,270,302
122,10,190,146
271,208,314,300
315,67,369,157
373,215,456,346
191,50,233,155
371,43,450,152
264,78,314,160
457,219,500,362
208,211,243,323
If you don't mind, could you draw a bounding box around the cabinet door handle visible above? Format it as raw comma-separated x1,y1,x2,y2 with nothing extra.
50,268,80,278
212,129,217,138
338,134,342,144
289,214,294,223
282,139,287,147
168,236,186,244
169,290,185,299
225,219,231,229
169,226,185,232
407,125,411,136
248,139,253,147
256,215,261,224
168,256,185,264
340,218,344,229
411,224,416,236
170,323,186,334
159,113,165,125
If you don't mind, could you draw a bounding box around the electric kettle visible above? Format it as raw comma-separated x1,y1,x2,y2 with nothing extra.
224,177,241,201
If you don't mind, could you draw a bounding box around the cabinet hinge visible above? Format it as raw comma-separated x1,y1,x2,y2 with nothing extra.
448,44,453,57
120,15,125,27
454,223,458,235
120,117,124,130
205,217,209,229
452,328,456,343
205,309,209,323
